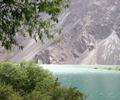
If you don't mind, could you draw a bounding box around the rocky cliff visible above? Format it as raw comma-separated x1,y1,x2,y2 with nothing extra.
0,0,120,64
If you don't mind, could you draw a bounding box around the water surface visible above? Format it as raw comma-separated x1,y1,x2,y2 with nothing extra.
43,65,120,100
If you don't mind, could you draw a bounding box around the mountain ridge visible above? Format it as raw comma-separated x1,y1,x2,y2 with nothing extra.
0,0,120,64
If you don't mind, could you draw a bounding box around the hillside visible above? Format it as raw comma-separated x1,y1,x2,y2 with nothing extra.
0,0,120,64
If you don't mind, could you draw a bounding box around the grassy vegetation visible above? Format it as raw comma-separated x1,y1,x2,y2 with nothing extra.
112,66,120,71
0,61,85,100
94,66,120,71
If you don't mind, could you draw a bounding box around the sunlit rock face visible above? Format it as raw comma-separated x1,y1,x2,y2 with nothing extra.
97,31,120,64
1,0,120,64
81,31,120,64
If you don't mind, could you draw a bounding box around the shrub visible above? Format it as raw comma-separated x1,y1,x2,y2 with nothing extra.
0,82,22,100
0,61,85,100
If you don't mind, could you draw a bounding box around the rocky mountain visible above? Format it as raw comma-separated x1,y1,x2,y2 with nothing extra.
81,31,120,64
0,0,120,65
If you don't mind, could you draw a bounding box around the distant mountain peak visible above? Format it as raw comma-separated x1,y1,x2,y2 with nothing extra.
107,30,119,41
81,30,120,65
96,30,120,64
102,30,120,48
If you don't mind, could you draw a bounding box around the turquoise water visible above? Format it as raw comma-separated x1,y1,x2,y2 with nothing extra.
43,65,120,100
56,73,120,100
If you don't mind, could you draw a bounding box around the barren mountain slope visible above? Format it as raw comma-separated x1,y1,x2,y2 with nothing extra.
0,0,120,64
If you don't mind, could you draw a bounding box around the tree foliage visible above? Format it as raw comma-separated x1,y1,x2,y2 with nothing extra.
0,0,69,49
0,61,85,100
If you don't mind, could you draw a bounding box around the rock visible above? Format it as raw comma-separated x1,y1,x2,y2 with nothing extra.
1,0,120,64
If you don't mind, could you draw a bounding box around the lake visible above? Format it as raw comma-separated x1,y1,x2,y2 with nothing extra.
42,65,120,100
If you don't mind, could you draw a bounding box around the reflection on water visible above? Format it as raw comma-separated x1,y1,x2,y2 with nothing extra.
42,65,120,100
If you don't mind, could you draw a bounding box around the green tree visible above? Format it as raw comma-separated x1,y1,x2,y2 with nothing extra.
0,61,85,100
0,0,69,49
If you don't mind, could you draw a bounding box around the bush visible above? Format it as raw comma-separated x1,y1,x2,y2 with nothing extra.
0,62,85,100
0,82,22,100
